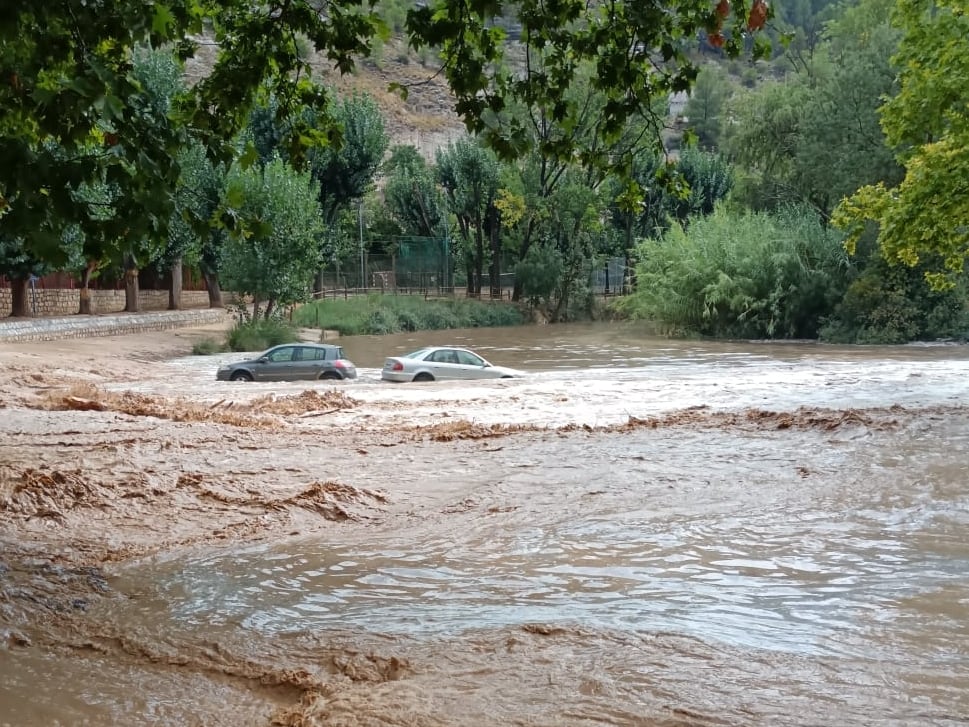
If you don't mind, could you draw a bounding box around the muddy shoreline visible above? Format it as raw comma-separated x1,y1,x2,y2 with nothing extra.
2,326,968,726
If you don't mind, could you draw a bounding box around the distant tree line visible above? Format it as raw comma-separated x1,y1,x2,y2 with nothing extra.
2,0,965,343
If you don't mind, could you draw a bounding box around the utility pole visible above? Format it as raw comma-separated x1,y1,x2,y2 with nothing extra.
441,194,449,294
358,199,366,290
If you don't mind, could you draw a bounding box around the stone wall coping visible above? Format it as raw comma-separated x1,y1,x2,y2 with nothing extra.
0,308,230,343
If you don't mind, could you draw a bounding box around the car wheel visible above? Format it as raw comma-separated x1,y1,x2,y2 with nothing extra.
413,372,434,382
319,372,341,381
230,371,253,382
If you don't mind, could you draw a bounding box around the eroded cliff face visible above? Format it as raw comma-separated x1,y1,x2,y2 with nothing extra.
184,36,466,158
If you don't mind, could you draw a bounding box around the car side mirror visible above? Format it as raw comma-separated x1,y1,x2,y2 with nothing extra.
258,356,269,364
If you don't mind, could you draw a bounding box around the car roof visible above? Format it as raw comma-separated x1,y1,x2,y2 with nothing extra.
270,342,342,350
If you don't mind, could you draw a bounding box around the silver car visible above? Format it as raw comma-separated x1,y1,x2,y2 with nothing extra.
217,343,357,382
381,346,523,383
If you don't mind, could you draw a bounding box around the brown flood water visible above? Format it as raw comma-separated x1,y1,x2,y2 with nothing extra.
1,322,968,726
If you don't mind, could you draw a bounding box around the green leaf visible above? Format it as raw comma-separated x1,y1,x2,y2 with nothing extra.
152,4,176,36
238,142,259,170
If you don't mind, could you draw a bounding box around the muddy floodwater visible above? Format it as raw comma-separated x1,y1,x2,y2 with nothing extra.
1,322,968,726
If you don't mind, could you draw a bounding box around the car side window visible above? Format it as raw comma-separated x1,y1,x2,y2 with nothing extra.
457,350,484,366
268,347,295,362
304,347,324,361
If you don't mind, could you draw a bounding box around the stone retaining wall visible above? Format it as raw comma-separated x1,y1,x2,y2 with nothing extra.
0,309,229,343
0,288,212,317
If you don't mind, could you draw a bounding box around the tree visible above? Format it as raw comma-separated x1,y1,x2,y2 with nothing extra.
0,237,48,318
408,0,771,164
383,149,445,239
309,94,389,291
220,159,324,317
132,45,189,311
833,0,969,289
2,0,768,279
311,94,389,224
605,146,732,293
544,174,606,321
684,66,733,150
790,1,902,216
0,1,377,269
725,0,903,220
436,138,500,296
172,142,230,308
722,79,812,211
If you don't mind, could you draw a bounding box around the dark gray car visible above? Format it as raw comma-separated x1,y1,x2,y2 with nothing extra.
216,343,357,382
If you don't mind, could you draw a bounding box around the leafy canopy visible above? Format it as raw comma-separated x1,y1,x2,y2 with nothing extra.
832,0,969,288
2,0,770,268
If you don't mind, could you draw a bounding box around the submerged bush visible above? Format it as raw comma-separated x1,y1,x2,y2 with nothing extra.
225,319,300,352
293,295,524,335
619,205,851,339
191,337,226,355
820,257,969,344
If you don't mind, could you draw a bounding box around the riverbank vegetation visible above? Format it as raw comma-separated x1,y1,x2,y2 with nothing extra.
191,295,523,354
191,318,300,355
293,295,523,336
3,0,966,343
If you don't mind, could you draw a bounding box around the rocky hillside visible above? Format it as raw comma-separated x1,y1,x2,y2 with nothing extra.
184,37,467,158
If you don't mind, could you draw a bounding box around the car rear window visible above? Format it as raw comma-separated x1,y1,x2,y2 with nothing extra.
301,347,327,361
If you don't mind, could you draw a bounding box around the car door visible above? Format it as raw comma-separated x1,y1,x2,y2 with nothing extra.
425,349,459,380
294,347,324,379
262,345,298,381
454,349,494,379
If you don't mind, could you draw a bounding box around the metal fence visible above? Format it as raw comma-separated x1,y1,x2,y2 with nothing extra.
590,257,629,295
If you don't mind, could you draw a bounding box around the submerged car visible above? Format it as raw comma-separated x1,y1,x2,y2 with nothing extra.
381,346,523,383
217,343,357,382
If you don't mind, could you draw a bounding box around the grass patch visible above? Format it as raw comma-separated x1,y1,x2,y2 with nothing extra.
225,319,301,352
293,295,525,335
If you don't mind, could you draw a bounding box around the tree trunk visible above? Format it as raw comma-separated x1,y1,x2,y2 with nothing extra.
314,269,325,297
123,255,139,313
512,219,535,302
203,271,223,308
168,257,183,310
464,256,475,298
474,218,485,298
78,261,96,314
622,213,635,295
251,296,261,320
9,277,30,318
264,299,276,320
488,207,501,299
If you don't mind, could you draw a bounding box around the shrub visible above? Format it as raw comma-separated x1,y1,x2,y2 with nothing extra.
191,337,225,355
514,244,563,308
619,205,851,339
226,319,300,352
820,258,969,343
292,295,524,335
